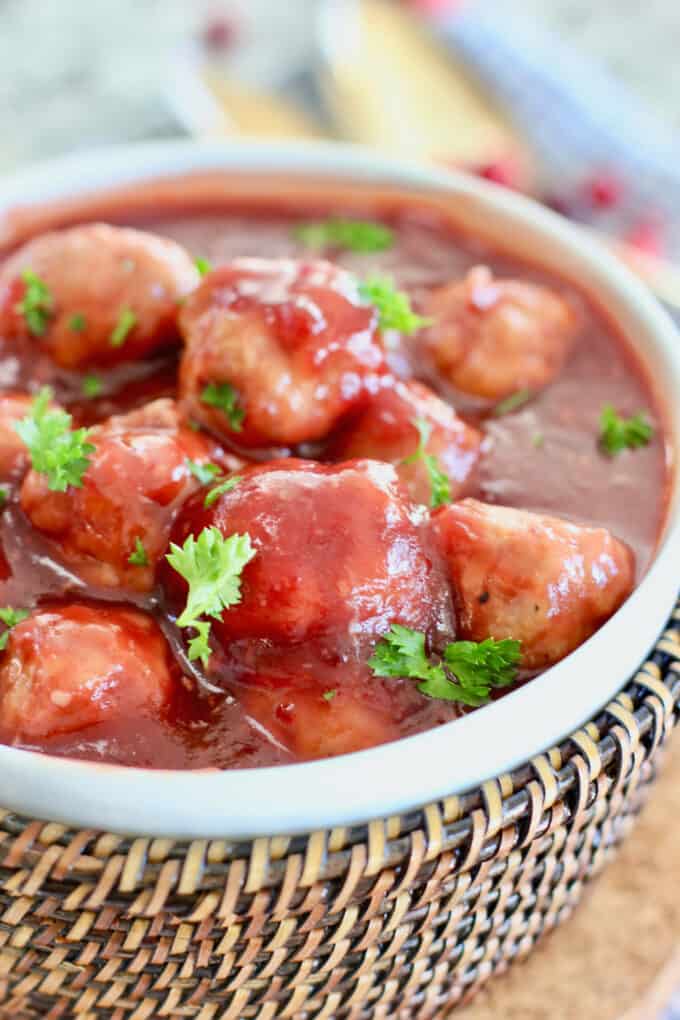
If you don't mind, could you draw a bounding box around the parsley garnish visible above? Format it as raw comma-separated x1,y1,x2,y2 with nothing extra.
0,607,29,651
0,487,7,508
186,459,221,485
128,537,149,566
81,375,103,398
15,269,53,337
195,256,212,277
294,218,394,253
68,313,87,333
322,689,337,702
368,624,521,707
359,276,431,334
201,382,245,432
166,527,256,667
492,389,532,417
204,475,242,508
14,387,95,492
599,404,653,456
110,307,137,348
531,431,545,448
402,416,451,508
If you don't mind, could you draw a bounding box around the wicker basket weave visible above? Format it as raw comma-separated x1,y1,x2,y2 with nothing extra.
0,605,677,1020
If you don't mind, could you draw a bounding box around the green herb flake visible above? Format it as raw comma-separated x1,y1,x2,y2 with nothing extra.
81,374,103,399
531,431,545,449
195,256,213,277
0,487,8,508
204,475,242,508
68,313,87,333
492,388,532,417
369,624,521,707
293,218,394,253
186,459,221,485
15,269,53,337
599,404,654,456
128,537,149,567
201,382,245,432
322,689,337,702
359,276,431,335
402,416,451,508
110,307,137,348
0,607,29,651
166,527,256,667
13,387,95,492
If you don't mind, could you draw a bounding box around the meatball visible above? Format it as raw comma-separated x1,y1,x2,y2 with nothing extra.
240,670,399,760
424,266,577,400
432,499,635,669
0,393,42,481
163,459,453,652
0,605,175,741
178,257,387,448
0,224,199,369
329,380,482,505
20,400,227,591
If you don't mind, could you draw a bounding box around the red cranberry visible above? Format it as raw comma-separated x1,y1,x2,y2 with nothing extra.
583,171,625,210
201,13,238,52
624,217,665,258
473,158,520,190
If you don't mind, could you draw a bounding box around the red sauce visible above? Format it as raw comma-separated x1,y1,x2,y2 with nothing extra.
0,176,669,770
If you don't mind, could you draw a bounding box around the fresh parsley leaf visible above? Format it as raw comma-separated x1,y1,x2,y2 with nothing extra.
0,487,7,508
81,374,103,398
166,528,256,666
128,537,149,567
15,269,53,337
293,218,394,253
68,313,87,333
359,276,431,335
110,307,137,348
492,388,532,417
402,416,451,508
186,459,221,485
201,382,245,432
14,387,95,492
195,256,212,277
0,607,29,651
187,619,212,668
599,404,653,456
322,689,337,702
369,625,521,707
204,475,242,508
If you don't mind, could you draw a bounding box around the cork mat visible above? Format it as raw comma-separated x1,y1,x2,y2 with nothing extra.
457,738,680,1020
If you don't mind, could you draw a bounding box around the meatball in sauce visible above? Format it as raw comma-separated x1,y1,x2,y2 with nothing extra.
0,179,668,770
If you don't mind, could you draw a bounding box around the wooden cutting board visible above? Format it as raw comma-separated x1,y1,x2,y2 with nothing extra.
456,737,680,1019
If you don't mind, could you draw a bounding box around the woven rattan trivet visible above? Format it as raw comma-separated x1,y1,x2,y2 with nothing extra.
457,736,680,1020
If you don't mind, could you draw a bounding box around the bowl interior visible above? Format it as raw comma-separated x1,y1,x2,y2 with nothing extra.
0,139,678,839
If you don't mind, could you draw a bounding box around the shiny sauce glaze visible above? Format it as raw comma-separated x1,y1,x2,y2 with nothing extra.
0,178,669,769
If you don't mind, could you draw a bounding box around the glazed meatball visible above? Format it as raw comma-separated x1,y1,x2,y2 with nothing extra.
0,605,175,741
432,499,635,669
241,670,399,760
424,266,577,400
178,257,387,448
0,393,44,481
163,459,453,652
20,400,229,591
0,224,199,369
329,380,482,505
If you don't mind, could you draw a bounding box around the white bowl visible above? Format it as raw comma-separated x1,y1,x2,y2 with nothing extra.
0,139,677,839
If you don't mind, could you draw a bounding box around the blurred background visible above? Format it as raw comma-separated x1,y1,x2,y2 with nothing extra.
2,0,680,272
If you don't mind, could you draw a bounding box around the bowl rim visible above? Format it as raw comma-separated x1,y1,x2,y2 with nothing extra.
0,137,678,839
